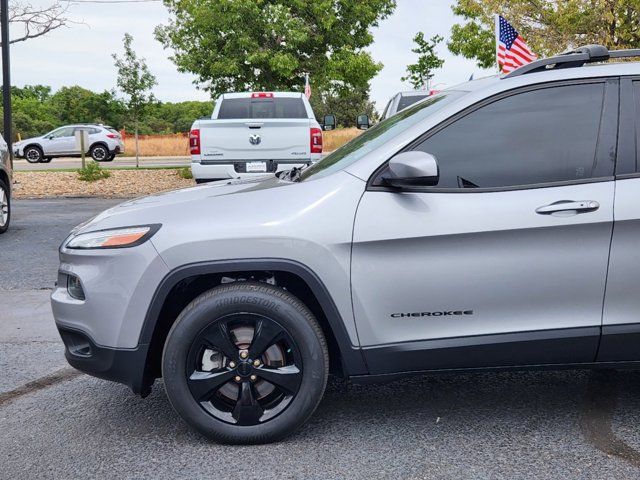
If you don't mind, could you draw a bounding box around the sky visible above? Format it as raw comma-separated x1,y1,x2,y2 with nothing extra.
10,0,491,112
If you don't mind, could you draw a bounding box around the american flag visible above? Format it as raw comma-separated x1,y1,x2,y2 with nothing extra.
304,73,311,99
496,15,536,73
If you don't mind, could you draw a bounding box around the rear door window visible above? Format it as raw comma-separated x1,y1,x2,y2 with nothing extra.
218,98,307,119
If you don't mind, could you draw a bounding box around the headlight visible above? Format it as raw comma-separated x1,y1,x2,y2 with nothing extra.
66,224,160,249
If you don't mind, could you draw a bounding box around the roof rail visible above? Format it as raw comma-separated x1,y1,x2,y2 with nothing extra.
503,44,640,79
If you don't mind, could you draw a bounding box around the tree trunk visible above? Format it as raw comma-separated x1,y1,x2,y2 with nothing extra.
134,123,139,169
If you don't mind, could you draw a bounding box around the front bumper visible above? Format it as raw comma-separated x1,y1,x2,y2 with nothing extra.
57,325,153,396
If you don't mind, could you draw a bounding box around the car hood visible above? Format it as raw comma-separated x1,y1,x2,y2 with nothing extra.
13,137,40,148
73,174,284,233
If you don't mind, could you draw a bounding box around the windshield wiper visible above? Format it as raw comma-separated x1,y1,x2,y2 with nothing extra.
281,164,309,182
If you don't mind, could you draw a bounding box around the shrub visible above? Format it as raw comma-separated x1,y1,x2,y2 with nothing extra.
77,161,111,182
177,167,193,179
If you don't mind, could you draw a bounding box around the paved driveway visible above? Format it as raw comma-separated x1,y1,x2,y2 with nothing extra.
2,199,640,479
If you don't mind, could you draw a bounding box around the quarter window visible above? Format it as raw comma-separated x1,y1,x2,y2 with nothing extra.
413,83,606,189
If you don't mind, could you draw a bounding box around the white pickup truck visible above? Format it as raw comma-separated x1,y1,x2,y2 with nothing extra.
190,92,326,182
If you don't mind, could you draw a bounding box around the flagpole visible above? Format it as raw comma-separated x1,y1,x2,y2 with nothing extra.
494,14,500,74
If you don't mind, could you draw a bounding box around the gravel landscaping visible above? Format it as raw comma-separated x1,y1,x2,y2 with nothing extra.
12,169,196,199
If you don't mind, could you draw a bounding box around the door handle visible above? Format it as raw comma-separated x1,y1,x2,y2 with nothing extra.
535,200,599,215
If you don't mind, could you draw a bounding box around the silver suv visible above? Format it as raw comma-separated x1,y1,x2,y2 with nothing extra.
14,124,124,163
51,46,640,444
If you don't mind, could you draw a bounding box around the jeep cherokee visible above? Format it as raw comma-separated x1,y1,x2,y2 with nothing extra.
52,45,640,444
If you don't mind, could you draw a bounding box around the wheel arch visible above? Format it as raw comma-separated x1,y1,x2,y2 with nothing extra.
140,259,367,387
23,143,43,154
89,141,109,152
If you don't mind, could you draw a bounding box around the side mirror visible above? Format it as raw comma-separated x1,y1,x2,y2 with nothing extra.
322,114,336,131
382,151,439,188
356,114,370,130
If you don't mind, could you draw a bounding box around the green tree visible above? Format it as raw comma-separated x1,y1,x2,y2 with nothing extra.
448,0,640,69
155,0,396,98
309,88,378,128
401,33,445,90
50,86,125,127
112,33,157,167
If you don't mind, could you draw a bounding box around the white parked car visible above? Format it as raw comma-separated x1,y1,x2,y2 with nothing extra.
190,92,329,182
13,124,125,163
380,91,432,120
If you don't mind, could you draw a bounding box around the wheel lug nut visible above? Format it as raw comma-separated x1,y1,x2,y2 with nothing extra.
240,350,248,359
229,361,236,368
234,376,241,382
250,375,257,381
253,359,260,367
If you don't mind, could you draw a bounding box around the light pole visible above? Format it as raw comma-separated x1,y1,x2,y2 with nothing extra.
1,0,11,167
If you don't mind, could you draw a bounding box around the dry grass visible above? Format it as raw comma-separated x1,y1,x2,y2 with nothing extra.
121,128,361,157
123,134,189,157
13,169,195,198
323,128,361,151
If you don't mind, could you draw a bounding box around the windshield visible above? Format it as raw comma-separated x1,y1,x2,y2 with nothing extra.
300,90,467,181
397,94,429,111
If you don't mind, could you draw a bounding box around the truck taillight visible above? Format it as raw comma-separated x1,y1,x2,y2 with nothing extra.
310,127,322,154
251,92,274,98
190,129,200,155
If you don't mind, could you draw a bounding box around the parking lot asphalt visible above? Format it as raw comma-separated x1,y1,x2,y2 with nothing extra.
3,198,640,479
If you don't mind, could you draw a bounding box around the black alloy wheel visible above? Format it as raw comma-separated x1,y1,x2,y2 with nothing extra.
24,146,42,163
162,282,328,444
186,312,303,426
90,144,109,162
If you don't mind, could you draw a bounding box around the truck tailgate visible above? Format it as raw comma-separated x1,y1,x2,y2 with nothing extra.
200,119,311,162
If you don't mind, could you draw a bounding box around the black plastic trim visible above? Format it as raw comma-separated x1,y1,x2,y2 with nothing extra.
57,325,153,397
139,258,368,376
597,323,640,362
350,360,640,384
361,327,601,375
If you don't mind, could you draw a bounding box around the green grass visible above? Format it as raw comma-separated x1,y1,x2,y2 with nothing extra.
177,167,193,179
77,161,111,182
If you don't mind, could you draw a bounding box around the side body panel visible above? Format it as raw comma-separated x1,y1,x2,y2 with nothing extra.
352,183,614,348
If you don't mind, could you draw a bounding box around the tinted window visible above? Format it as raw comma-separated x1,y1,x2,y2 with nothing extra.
632,81,640,171
413,83,605,189
397,94,428,111
218,98,307,119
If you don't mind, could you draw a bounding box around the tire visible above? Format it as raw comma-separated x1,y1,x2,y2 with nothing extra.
105,153,116,162
162,282,329,444
0,178,10,234
89,144,109,162
24,146,43,164
40,157,52,163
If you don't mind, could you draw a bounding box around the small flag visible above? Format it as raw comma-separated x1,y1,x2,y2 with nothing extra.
304,73,311,99
495,15,537,74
